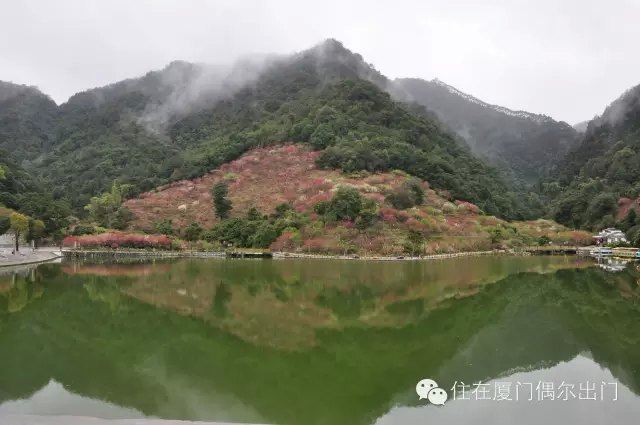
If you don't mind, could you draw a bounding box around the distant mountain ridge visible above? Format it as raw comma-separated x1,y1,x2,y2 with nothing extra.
573,120,589,133
391,77,579,183
429,78,555,124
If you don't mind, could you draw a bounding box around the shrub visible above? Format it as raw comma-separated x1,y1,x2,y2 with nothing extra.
355,202,378,230
309,124,335,149
386,189,414,210
154,218,174,235
112,206,134,230
273,203,293,218
184,222,203,241
404,229,424,255
442,202,457,214
387,178,425,209
405,178,425,205
71,225,97,236
314,186,378,229
249,222,280,248
326,186,363,221
538,235,551,246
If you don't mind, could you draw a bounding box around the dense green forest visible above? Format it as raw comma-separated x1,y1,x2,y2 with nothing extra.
544,83,640,233
0,151,70,236
0,81,58,163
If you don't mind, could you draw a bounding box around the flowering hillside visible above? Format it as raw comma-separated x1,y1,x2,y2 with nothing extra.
63,232,172,250
124,144,590,255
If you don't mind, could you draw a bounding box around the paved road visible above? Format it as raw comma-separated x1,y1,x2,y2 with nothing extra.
0,247,63,268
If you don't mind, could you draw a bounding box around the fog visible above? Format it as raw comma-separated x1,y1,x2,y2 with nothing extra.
1,0,639,124
136,56,276,133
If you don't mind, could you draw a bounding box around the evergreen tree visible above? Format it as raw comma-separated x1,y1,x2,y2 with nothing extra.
184,222,203,241
212,182,232,219
625,208,638,230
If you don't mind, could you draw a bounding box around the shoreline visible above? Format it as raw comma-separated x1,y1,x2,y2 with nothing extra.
12,244,602,265
54,243,639,263
272,250,502,261
0,249,63,268
60,248,517,262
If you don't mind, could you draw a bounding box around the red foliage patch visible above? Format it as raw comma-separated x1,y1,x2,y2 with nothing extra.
270,231,299,251
302,237,330,252
406,218,426,232
616,197,640,221
455,200,481,214
63,232,172,249
379,207,403,223
124,144,328,230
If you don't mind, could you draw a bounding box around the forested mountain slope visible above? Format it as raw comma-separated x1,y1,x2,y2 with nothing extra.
547,83,640,230
392,78,579,183
0,82,58,163
0,151,37,210
16,39,532,219
0,152,69,235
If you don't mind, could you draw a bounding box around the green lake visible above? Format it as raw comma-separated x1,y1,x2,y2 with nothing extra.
1,255,639,424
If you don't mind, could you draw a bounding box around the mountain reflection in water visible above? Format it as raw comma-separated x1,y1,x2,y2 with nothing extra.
0,255,639,425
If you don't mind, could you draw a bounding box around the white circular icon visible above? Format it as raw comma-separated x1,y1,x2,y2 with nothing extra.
416,378,438,400
427,387,448,405
416,378,448,405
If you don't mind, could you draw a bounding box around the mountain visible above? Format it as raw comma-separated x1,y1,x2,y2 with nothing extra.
547,83,640,230
391,78,579,183
573,120,589,133
0,81,58,164
17,39,531,219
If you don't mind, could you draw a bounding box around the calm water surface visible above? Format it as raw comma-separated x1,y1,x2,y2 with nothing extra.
0,255,639,424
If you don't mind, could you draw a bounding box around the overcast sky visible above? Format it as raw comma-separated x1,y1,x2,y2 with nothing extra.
1,0,639,124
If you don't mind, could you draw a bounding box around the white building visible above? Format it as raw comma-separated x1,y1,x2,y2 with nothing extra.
593,228,628,245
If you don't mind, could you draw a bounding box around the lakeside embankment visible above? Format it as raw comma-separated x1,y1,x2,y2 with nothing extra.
61,248,511,262
61,243,599,262
0,247,63,268
273,250,500,261
5,244,606,265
